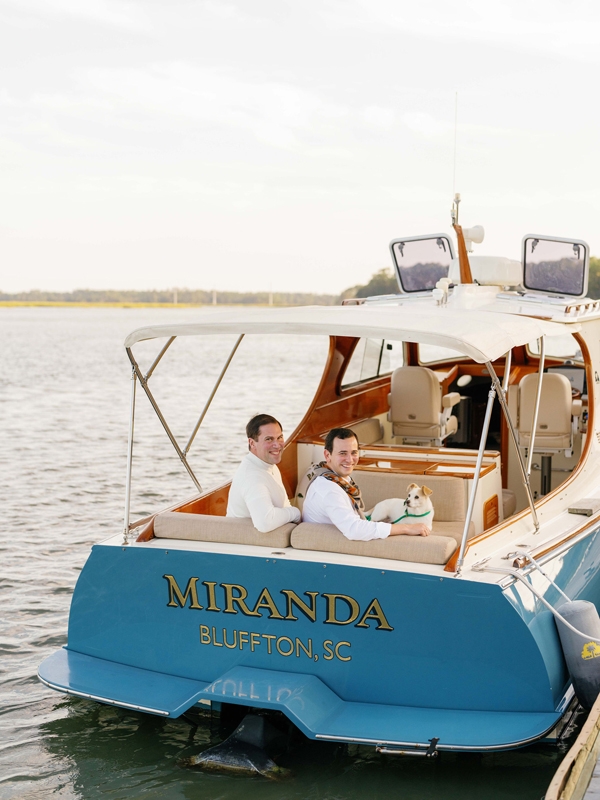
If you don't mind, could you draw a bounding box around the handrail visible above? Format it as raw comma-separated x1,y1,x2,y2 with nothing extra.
456,382,496,574
526,337,545,477
122,365,137,543
486,362,539,531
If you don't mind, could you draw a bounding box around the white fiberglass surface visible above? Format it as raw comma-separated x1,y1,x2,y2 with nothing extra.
527,332,582,361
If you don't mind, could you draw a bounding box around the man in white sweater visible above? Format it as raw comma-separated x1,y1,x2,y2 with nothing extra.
227,414,301,533
302,427,429,541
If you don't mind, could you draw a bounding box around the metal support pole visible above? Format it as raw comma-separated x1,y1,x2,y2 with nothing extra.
145,336,176,382
487,363,539,532
184,334,244,455
456,383,496,574
502,350,512,395
123,366,137,544
526,337,545,476
540,456,552,495
126,348,203,494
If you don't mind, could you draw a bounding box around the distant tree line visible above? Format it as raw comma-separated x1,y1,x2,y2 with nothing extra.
3,258,599,305
588,258,600,298
0,288,339,305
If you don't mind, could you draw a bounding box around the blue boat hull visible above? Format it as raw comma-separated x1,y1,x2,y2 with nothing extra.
38,530,600,750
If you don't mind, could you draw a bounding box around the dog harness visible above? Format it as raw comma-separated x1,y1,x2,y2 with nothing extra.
390,510,433,525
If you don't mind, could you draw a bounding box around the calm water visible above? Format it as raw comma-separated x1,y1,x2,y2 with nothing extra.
0,307,566,799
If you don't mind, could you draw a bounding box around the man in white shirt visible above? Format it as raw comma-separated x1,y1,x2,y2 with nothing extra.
302,427,430,541
227,414,301,533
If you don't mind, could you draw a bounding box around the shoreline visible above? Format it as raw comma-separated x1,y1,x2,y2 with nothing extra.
0,301,309,308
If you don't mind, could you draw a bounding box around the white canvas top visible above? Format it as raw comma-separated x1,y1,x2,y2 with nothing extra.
124,304,575,364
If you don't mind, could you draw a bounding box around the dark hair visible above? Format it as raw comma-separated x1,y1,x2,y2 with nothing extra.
246,414,282,443
324,427,359,453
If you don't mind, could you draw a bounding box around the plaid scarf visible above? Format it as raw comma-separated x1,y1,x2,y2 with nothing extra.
305,461,366,519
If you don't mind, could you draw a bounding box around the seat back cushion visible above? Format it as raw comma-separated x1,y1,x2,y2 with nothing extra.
518,372,573,448
291,523,457,565
388,367,442,438
154,512,295,547
352,470,466,522
347,418,384,445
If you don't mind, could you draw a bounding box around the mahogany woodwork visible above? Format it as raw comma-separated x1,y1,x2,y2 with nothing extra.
453,224,474,284
483,494,499,530
136,517,155,542
177,483,230,516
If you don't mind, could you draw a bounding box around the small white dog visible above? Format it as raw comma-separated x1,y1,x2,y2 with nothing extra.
370,483,435,530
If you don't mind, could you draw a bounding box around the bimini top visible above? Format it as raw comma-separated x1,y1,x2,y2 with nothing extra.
124,304,575,364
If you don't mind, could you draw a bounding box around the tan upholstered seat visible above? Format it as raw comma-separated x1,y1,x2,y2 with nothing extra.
154,512,295,547
388,366,460,446
516,372,582,495
296,467,476,542
517,373,581,452
291,523,457,565
347,418,384,445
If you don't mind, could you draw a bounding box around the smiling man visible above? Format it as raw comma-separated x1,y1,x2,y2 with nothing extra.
227,414,301,532
302,427,429,541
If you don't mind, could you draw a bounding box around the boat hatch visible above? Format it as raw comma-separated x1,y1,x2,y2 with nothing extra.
389,234,455,294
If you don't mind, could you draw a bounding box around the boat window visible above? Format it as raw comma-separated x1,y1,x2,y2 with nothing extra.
418,343,466,365
527,334,583,363
390,235,454,293
523,236,588,297
342,338,404,387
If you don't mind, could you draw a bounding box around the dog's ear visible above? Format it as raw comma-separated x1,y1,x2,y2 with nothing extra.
422,485,433,497
407,483,419,493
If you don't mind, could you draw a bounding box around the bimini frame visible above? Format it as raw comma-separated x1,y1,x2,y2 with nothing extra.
122,335,244,540
119,306,574,556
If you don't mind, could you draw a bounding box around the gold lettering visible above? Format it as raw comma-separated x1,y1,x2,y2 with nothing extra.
263,633,276,654
323,593,360,625
355,599,394,631
250,632,261,652
223,629,237,649
296,637,313,659
239,631,249,650
221,583,260,616
199,625,211,644
252,588,284,619
335,641,352,661
281,590,318,621
163,575,203,609
203,581,221,612
276,636,294,656
212,626,223,647
323,640,335,660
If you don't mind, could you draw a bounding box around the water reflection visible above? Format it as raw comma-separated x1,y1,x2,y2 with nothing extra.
35,695,564,800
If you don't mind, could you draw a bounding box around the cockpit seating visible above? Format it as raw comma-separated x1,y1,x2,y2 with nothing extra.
347,418,384,445
515,372,582,495
388,366,460,446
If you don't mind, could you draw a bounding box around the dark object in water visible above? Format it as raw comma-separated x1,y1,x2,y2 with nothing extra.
179,713,292,780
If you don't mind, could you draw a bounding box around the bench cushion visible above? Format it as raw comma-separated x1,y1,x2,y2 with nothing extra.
291,523,457,565
154,512,295,547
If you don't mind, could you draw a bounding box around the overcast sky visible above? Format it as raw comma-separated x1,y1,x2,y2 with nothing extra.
1,0,599,294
